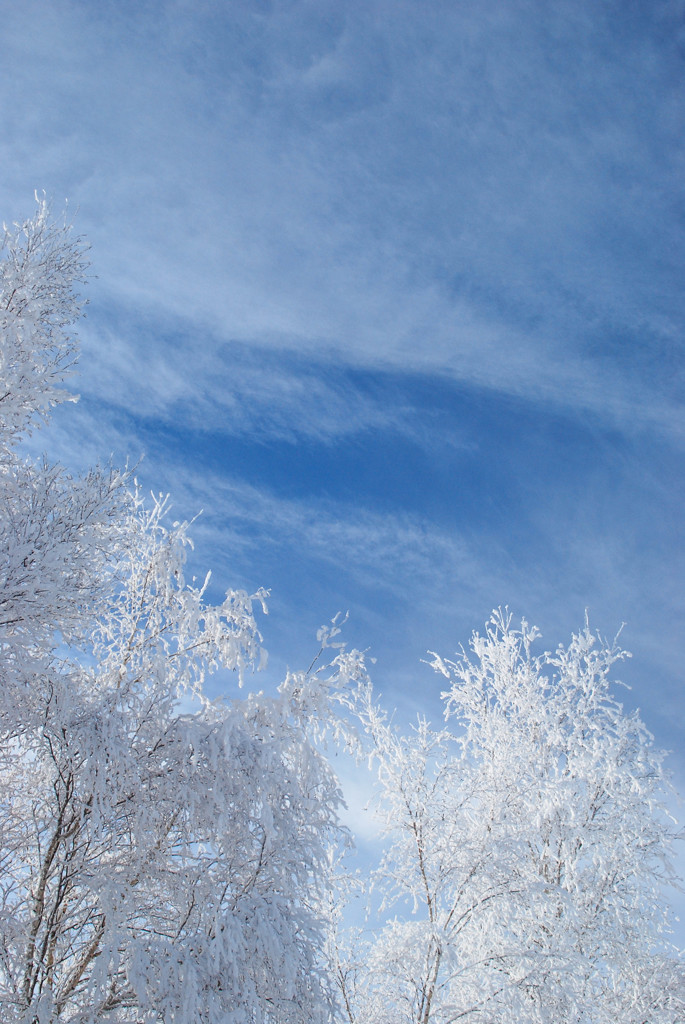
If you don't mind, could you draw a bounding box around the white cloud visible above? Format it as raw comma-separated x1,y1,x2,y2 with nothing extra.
2,0,683,447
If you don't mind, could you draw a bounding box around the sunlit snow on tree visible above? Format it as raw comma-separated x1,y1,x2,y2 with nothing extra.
0,198,362,1024
331,613,684,1023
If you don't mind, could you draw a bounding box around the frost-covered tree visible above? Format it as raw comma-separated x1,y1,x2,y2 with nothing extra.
0,198,360,1023
338,612,683,1024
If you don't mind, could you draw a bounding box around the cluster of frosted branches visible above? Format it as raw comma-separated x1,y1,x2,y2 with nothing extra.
331,612,684,1024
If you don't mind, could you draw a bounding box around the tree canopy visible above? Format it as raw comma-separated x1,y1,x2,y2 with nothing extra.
0,198,362,1023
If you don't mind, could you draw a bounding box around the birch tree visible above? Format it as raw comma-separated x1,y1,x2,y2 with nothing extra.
0,198,357,1023
339,612,683,1024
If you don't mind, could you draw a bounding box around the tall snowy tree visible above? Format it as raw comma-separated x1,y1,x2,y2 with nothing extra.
0,199,360,1023
336,611,683,1024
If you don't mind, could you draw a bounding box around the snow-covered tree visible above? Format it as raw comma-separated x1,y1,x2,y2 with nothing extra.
339,611,683,1024
0,198,359,1023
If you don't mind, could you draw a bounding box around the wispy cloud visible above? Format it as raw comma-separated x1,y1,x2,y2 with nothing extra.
2,0,683,445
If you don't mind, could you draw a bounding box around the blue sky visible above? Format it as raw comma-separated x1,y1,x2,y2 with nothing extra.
2,0,684,933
